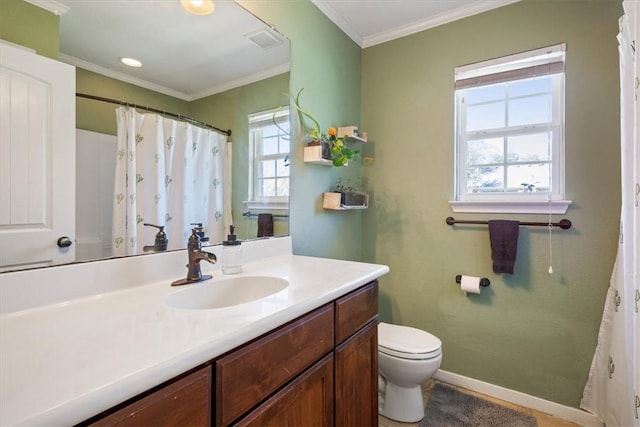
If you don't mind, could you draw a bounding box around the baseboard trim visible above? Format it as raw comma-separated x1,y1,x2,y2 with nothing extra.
433,370,602,427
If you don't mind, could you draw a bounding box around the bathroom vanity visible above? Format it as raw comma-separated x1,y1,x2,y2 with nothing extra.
83,281,377,426
0,237,388,426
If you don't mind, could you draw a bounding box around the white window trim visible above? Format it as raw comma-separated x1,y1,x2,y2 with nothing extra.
449,200,571,214
247,107,290,208
243,200,289,210
450,43,571,215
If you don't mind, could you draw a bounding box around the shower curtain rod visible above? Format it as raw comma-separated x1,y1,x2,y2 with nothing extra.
76,93,232,136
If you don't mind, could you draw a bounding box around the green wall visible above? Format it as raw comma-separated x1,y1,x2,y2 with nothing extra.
361,0,622,407
75,68,192,135
0,0,59,59
238,0,364,261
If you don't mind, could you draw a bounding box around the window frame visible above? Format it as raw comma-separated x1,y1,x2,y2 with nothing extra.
450,44,571,214
246,107,290,210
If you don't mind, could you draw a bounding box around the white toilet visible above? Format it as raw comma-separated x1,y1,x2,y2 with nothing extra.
378,322,442,423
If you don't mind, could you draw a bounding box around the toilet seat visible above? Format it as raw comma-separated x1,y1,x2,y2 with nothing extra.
379,345,441,360
378,322,442,360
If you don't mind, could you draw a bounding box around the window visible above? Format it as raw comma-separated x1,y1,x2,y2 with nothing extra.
451,44,570,214
247,108,290,209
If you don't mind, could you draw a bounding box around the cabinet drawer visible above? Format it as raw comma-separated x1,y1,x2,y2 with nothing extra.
85,365,211,427
216,304,334,426
334,281,378,344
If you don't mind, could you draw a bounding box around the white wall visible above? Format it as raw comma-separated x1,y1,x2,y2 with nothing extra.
75,129,116,261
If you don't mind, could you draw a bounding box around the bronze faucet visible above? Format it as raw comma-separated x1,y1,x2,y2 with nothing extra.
171,227,217,286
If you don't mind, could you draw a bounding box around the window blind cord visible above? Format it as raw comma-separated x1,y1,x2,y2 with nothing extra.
547,69,554,275
548,212,554,275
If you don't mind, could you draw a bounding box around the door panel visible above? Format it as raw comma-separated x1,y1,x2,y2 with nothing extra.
0,42,75,271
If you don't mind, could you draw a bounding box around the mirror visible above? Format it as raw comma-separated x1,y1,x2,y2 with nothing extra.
11,0,290,269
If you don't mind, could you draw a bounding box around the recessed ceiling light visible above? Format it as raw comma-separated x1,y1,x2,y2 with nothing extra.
181,0,214,15
120,57,143,68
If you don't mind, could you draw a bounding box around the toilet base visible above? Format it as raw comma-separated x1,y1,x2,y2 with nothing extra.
380,382,425,423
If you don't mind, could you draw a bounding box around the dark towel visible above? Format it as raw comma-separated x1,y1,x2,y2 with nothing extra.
257,213,274,238
488,220,520,274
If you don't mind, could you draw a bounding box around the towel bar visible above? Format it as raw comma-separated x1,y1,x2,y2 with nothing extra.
242,211,289,219
446,216,571,230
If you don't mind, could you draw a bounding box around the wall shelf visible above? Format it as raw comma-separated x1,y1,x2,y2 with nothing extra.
345,135,367,143
337,126,367,143
322,192,368,210
303,126,368,165
303,146,332,166
324,205,368,211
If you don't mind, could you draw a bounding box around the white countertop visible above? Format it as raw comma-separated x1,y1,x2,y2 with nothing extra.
0,238,389,426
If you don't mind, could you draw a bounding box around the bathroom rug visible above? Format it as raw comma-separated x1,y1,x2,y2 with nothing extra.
420,383,538,427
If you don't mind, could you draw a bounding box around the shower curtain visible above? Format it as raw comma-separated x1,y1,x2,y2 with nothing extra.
112,107,229,256
581,1,639,426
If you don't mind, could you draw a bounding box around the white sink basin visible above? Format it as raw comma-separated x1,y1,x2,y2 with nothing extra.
165,276,289,309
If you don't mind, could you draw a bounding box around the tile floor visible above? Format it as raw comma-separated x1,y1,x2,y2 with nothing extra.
378,380,581,427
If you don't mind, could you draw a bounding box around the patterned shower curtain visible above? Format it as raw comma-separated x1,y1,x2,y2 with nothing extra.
581,1,639,426
112,107,229,256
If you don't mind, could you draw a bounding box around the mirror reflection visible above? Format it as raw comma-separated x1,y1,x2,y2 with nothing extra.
55,1,289,265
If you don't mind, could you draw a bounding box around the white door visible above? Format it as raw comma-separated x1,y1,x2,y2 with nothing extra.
0,42,76,271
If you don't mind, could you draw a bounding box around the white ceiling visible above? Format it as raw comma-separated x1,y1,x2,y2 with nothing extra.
28,0,520,101
45,0,290,101
312,0,521,48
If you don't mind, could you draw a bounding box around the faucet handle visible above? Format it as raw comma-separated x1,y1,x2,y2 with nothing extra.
190,223,209,242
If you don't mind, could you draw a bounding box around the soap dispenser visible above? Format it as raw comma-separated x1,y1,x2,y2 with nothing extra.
142,223,168,252
222,225,242,274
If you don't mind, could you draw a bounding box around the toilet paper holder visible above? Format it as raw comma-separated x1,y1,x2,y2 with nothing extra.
455,275,490,287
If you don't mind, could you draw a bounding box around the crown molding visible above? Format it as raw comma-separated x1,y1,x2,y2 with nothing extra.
191,63,290,101
310,0,364,47
312,0,521,48
60,54,290,102
363,0,521,47
23,0,69,15
59,54,192,101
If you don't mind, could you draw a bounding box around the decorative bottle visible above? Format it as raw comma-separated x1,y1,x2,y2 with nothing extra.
222,225,242,274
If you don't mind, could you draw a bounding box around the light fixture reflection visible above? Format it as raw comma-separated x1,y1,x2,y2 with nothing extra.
120,57,143,68
181,0,214,15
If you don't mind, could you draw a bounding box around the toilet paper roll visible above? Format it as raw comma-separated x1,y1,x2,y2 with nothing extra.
460,275,482,295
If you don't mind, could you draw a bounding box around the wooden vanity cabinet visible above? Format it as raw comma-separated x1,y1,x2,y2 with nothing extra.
82,364,212,427
81,281,378,427
226,280,379,426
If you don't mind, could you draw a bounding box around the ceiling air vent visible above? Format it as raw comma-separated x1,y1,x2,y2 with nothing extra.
245,28,285,50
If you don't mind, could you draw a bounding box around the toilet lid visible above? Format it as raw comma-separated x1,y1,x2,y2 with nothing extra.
378,322,441,357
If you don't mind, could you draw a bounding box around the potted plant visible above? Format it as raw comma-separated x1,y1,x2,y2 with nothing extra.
288,89,361,167
325,177,368,208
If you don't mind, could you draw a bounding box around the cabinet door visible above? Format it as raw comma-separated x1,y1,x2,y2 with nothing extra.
234,354,334,427
86,365,211,427
335,320,378,427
